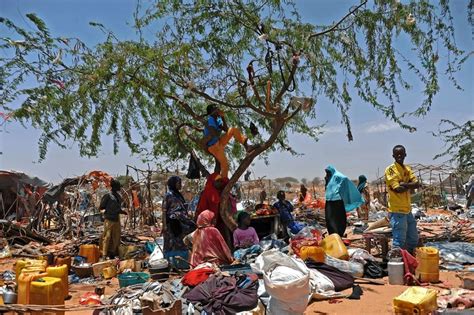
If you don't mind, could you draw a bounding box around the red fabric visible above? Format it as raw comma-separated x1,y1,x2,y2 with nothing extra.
196,173,230,236
181,267,215,287
191,210,233,266
401,249,419,285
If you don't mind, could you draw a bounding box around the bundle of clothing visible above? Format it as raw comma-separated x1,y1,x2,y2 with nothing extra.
184,273,259,315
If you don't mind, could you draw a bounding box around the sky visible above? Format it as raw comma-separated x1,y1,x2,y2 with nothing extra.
0,0,473,184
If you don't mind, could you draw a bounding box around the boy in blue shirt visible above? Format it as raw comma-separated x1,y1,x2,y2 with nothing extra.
202,104,257,179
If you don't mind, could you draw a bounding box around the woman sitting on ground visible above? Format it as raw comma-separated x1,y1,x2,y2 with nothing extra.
190,210,233,266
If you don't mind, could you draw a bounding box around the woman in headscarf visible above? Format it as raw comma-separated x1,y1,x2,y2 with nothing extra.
191,210,233,266
357,175,370,222
163,176,195,268
324,166,364,237
196,173,235,243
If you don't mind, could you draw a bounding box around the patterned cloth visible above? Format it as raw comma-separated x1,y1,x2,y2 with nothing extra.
162,177,195,253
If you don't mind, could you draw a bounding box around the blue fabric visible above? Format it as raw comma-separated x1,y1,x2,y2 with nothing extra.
273,200,294,224
325,165,363,212
164,250,190,269
233,244,262,261
390,212,418,253
288,221,305,234
204,116,223,146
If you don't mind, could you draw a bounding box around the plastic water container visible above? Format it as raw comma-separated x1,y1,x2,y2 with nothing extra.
320,234,349,260
416,247,439,283
47,265,69,299
79,244,100,264
393,287,437,314
17,272,47,304
54,256,71,272
15,259,47,280
29,277,64,315
299,246,325,263
388,261,405,285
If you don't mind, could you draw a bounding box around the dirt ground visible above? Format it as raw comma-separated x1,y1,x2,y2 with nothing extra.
304,271,464,315
1,257,469,315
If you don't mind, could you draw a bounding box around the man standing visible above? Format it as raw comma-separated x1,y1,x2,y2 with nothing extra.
385,145,421,255
100,179,127,259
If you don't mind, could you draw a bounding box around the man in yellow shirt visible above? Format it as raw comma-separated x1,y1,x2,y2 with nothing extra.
385,145,421,255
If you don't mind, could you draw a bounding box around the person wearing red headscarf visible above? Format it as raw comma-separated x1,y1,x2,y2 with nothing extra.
195,173,229,235
191,210,233,266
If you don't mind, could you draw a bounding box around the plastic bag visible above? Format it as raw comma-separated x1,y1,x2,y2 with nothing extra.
251,250,310,315
79,292,101,305
325,255,364,278
348,248,376,265
0,245,12,259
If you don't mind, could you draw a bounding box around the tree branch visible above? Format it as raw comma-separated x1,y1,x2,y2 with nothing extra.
308,0,367,39
274,56,299,107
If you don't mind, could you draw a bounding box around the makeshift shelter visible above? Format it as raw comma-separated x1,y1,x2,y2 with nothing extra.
0,170,49,221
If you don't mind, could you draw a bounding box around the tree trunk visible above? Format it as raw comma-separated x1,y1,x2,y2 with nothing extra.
219,117,285,231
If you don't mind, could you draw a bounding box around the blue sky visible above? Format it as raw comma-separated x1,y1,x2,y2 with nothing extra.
0,0,472,183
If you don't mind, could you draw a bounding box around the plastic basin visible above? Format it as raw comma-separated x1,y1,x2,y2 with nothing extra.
118,272,150,288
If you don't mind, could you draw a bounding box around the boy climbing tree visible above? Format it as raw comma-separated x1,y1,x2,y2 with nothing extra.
202,104,258,179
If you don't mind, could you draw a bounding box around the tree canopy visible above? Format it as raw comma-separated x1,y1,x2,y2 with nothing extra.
1,0,472,228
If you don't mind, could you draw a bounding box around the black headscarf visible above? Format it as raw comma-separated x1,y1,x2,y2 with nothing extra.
167,176,185,203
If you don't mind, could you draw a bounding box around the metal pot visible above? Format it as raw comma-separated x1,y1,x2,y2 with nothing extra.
3,289,18,304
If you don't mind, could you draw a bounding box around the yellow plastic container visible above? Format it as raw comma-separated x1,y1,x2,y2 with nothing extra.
47,265,69,299
79,244,100,264
393,287,437,315
15,259,47,280
102,266,117,279
17,272,48,304
320,234,349,260
54,256,71,272
299,246,325,263
29,277,64,315
416,247,440,283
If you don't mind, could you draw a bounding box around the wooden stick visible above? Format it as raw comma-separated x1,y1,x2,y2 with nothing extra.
354,277,385,285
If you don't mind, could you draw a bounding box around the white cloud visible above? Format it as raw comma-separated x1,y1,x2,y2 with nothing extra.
321,126,344,134
364,122,399,133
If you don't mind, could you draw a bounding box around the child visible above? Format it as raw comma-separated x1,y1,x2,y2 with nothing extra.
273,190,302,237
234,212,259,249
233,212,261,261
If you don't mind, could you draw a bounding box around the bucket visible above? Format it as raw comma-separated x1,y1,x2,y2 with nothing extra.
416,247,439,283
388,260,404,285
118,272,150,288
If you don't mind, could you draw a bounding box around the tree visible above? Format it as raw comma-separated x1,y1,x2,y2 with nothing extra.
1,0,471,229
433,120,473,174
301,178,308,185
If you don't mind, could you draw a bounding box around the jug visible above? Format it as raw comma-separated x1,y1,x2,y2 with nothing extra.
416,247,439,283
320,234,348,260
